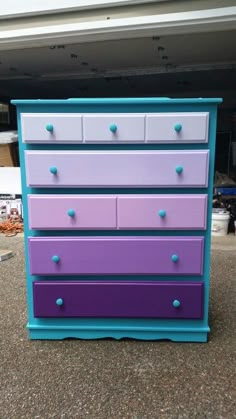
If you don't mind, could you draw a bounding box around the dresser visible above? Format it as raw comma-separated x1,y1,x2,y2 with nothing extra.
12,97,222,342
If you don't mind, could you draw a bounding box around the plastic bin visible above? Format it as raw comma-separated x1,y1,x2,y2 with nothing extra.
211,209,230,236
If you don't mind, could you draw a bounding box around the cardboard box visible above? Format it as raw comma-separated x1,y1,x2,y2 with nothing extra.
0,143,19,167
0,131,19,167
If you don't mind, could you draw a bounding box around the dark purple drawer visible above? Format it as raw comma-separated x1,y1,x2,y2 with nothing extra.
28,236,204,276
33,281,204,319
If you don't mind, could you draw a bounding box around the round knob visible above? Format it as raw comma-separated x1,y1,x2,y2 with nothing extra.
56,298,63,306
50,166,57,175
171,254,179,263
172,299,181,308
46,123,54,132
52,255,60,263
174,123,182,132
110,124,117,133
67,209,75,217
176,165,183,175
158,209,166,218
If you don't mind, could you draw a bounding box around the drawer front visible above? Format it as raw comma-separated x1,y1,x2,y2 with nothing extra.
28,237,204,275
33,281,204,319
28,195,116,230
83,114,145,142
25,150,209,188
118,194,207,230
146,112,209,143
28,194,207,230
21,113,82,143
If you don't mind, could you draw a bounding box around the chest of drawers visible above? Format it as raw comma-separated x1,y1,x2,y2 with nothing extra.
12,97,222,342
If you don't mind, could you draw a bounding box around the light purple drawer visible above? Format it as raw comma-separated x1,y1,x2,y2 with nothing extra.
28,195,116,230
28,194,207,231
33,281,204,319
25,150,209,188
146,112,209,143
118,194,207,230
28,236,204,276
83,114,145,142
21,113,82,143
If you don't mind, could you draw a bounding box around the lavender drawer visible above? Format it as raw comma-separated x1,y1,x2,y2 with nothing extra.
21,113,82,143
118,194,207,230
25,150,209,188
28,236,204,276
28,195,116,230
33,281,204,319
83,114,145,142
146,112,209,143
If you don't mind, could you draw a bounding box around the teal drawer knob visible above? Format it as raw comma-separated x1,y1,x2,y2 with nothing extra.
56,298,64,306
171,254,179,263
46,123,54,132
174,123,182,132
173,299,181,308
158,209,166,218
110,124,117,133
67,209,75,217
176,165,183,175
52,255,60,263
50,166,57,175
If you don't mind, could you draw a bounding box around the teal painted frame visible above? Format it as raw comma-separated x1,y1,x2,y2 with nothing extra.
12,98,222,342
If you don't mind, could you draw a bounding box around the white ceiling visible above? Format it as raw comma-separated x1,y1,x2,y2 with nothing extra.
0,29,236,106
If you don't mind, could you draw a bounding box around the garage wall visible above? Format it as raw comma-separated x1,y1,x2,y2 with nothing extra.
1,0,235,21
0,1,169,18
0,1,235,51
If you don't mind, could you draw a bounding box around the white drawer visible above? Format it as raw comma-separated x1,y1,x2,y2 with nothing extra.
21,113,83,143
83,114,145,143
146,112,209,143
25,150,209,188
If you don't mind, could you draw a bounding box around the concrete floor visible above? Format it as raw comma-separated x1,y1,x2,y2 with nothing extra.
0,234,235,419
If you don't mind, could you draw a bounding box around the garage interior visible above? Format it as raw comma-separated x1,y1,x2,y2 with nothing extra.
0,27,236,176
0,13,236,226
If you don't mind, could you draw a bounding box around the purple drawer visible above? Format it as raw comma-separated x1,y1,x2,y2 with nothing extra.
21,113,83,143
28,236,204,276
28,195,116,230
25,150,209,188
146,112,209,143
118,194,207,230
83,114,145,142
33,281,204,319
